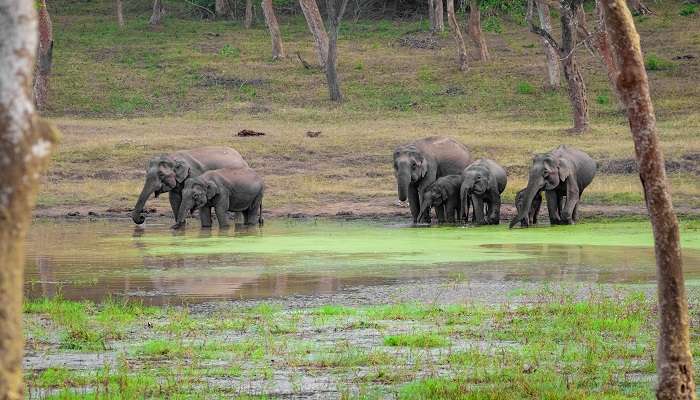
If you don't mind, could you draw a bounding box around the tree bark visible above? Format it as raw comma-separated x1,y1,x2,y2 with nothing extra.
262,0,286,60
591,1,623,105
215,0,231,18
34,0,53,110
560,0,589,133
446,0,468,71
0,0,58,397
325,0,349,101
536,1,560,89
468,0,489,61
149,0,165,26
115,0,124,27
428,0,436,32
245,0,253,28
434,0,444,32
601,2,695,399
299,0,329,68
627,0,651,15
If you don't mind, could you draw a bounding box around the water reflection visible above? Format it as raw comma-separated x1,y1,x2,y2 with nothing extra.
23,219,700,305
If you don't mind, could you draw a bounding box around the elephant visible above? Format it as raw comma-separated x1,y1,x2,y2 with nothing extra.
514,188,543,226
393,136,472,223
172,167,264,229
132,147,248,224
460,158,507,225
417,175,464,223
509,145,596,228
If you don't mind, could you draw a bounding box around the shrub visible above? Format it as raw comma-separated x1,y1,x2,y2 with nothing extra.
596,94,610,105
516,81,534,95
645,54,674,71
219,44,240,58
680,4,698,16
483,16,503,33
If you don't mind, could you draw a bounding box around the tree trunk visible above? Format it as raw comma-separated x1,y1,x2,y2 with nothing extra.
536,1,560,89
34,0,53,110
149,0,165,26
215,0,231,18
446,0,468,71
299,0,329,67
600,2,695,399
325,0,349,101
560,1,588,133
115,0,124,27
468,0,489,61
627,0,651,15
434,0,444,32
245,0,253,28
429,0,436,32
262,0,286,60
0,0,58,397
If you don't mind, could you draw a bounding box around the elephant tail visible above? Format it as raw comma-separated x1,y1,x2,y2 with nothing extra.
258,200,264,226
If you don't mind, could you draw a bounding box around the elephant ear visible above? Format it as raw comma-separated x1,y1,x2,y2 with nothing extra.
413,152,428,179
206,181,218,199
174,160,190,183
557,158,573,182
439,185,448,203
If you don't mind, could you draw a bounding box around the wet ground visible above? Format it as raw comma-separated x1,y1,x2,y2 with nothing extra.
25,218,700,306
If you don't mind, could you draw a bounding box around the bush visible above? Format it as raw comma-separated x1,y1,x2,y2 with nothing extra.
596,94,610,105
680,3,698,16
483,16,503,33
219,44,240,58
516,81,534,95
645,54,674,71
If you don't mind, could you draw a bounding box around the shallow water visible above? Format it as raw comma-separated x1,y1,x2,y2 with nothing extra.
24,218,700,305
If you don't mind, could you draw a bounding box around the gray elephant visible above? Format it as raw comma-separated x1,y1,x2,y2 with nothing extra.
132,147,248,224
509,145,596,228
417,175,464,223
172,167,264,229
393,136,472,223
514,188,543,226
460,159,507,225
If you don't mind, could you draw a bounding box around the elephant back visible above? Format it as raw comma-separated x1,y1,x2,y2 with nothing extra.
175,146,249,178
552,145,596,189
413,136,472,177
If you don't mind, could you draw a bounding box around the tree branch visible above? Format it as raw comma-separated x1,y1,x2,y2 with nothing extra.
527,0,560,50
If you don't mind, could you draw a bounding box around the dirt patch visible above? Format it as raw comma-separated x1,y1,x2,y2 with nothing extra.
198,72,266,88
599,155,699,175
396,33,442,50
237,129,266,137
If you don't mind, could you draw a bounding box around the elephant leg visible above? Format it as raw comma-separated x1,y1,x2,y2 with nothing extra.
169,191,182,218
214,198,231,229
435,204,446,223
472,195,486,225
488,193,501,225
199,207,213,228
445,199,458,223
545,191,561,225
561,186,580,224
531,193,542,225
408,185,421,223
245,194,263,225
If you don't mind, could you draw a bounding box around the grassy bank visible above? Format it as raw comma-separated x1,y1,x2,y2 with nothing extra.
38,1,699,217
23,286,700,398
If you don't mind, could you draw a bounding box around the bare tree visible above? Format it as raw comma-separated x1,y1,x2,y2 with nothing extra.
0,0,57,397
527,0,589,133
467,0,489,61
325,0,349,101
262,0,285,60
245,0,254,28
446,0,468,71
600,1,695,398
434,0,444,32
535,0,560,89
34,0,53,110
428,0,436,32
115,0,125,27
299,0,329,67
215,0,231,18
149,0,165,26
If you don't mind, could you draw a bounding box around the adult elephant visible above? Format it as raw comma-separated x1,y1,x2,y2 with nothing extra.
509,145,596,228
393,136,472,223
132,147,248,224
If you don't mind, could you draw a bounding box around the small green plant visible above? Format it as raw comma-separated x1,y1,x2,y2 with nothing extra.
483,16,503,33
680,3,698,16
417,66,436,83
354,61,364,70
516,81,534,95
219,44,241,58
596,94,610,105
645,54,674,71
383,332,449,348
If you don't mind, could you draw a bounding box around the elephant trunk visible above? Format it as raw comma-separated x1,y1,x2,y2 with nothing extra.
397,169,410,202
417,198,432,223
174,197,194,228
132,174,160,225
509,176,543,228
461,185,471,223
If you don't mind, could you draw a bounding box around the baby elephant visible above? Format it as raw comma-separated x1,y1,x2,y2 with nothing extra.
460,159,507,225
417,175,463,223
172,167,264,229
514,188,543,227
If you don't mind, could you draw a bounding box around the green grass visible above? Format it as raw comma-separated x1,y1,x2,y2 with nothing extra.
645,54,675,71
383,333,450,348
680,3,698,16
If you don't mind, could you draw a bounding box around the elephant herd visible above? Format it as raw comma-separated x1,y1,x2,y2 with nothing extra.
392,136,597,227
131,136,596,229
